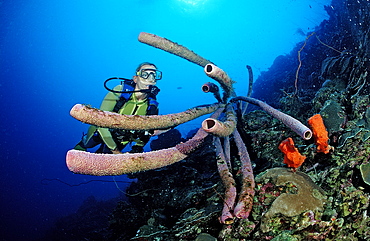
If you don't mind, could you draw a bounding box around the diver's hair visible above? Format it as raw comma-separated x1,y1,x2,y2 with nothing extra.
135,62,157,73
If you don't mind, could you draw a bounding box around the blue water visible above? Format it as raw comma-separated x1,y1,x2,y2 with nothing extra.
0,0,331,240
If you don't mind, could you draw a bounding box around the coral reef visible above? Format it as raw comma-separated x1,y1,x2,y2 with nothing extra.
57,0,370,240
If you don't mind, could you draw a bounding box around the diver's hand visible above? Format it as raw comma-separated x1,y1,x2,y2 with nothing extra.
111,148,123,154
151,129,171,136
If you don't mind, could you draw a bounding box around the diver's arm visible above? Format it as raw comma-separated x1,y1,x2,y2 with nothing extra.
97,128,117,150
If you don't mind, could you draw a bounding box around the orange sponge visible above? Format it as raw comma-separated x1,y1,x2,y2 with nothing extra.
279,137,306,170
308,114,331,154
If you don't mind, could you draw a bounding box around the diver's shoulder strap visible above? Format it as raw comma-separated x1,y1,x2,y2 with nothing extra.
100,85,122,111
147,98,159,115
112,80,135,113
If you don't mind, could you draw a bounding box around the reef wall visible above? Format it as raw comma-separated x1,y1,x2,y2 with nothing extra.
43,0,370,240
252,0,370,108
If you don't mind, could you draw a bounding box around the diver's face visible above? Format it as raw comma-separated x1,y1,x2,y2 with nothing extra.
134,65,157,90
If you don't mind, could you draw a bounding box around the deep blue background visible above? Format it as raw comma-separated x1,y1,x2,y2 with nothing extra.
0,0,330,240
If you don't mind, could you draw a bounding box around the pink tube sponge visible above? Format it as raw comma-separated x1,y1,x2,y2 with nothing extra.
202,104,236,137
70,103,220,130
66,148,187,176
66,125,213,176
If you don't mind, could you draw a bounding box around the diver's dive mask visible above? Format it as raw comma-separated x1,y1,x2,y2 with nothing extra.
136,68,162,80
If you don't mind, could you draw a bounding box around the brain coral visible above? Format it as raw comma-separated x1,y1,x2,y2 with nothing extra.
256,168,327,232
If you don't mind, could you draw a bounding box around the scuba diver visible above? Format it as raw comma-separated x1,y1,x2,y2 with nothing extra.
74,62,161,154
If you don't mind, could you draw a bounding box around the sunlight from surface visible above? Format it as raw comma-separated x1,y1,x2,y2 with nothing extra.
178,0,205,6
176,0,210,13
180,0,200,5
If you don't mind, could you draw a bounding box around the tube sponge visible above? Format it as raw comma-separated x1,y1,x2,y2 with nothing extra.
70,103,220,130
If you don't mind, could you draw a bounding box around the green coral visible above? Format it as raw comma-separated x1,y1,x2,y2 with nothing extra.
320,99,346,133
360,163,370,185
271,231,299,241
338,185,368,217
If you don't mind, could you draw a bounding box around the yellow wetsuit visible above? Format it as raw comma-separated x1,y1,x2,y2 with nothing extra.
83,84,149,151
